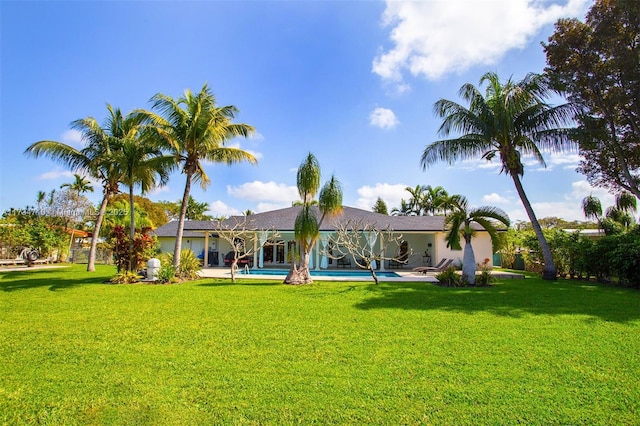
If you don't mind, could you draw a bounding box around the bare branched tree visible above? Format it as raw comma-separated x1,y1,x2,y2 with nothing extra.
324,219,408,285
216,216,280,283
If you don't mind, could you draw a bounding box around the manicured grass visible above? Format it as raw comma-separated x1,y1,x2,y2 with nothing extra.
1,265,639,425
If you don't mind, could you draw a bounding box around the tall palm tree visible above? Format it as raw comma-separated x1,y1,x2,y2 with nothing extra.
60,173,94,197
137,84,256,269
391,199,413,216
284,153,343,285
421,72,577,280
444,195,510,285
405,185,426,215
423,185,449,215
24,105,127,271
113,136,173,239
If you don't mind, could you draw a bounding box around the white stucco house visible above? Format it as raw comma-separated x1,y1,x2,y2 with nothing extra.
152,206,497,271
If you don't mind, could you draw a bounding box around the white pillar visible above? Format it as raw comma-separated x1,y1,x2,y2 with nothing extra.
379,236,386,271
204,232,209,268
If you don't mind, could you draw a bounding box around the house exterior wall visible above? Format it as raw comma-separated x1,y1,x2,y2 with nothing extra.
157,229,496,269
433,231,494,267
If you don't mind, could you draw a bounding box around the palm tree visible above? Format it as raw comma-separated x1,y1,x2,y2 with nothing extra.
421,72,577,280
405,185,426,215
582,194,603,223
113,136,173,239
60,173,94,197
36,191,46,211
24,105,127,271
284,153,343,285
391,199,413,216
423,185,449,215
137,84,256,269
444,195,510,285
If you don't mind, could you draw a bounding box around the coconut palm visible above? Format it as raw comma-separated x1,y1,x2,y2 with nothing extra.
444,195,510,285
113,136,174,240
421,72,577,280
137,84,256,269
391,199,413,216
24,105,128,271
60,173,94,197
284,153,343,285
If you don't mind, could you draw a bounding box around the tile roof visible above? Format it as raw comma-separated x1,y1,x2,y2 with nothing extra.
152,206,490,237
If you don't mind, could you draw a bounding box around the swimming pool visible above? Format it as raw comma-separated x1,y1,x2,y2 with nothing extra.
240,269,400,278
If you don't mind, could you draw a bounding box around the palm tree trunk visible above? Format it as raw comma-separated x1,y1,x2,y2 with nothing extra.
511,174,556,280
462,237,476,285
87,191,110,272
129,188,135,239
173,173,192,269
128,187,136,272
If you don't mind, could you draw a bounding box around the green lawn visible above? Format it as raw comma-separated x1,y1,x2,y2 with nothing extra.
1,265,639,425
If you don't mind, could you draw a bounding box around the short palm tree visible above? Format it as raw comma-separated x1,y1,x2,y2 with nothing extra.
284,153,343,285
421,72,577,280
444,195,510,285
137,84,256,269
24,105,126,272
582,194,603,223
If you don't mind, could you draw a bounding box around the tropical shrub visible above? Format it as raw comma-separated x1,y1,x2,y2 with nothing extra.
156,264,177,284
475,258,495,287
159,249,201,280
436,267,464,287
109,271,142,284
109,225,157,272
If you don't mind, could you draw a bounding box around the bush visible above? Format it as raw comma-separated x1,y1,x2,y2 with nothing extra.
109,226,158,272
475,258,495,287
436,267,464,287
156,264,177,284
159,249,201,280
110,271,142,284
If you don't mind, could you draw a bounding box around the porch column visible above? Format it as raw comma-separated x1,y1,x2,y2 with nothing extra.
204,232,209,268
253,234,258,269
379,237,386,271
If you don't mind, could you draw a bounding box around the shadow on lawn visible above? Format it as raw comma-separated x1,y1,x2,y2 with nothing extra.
0,268,109,292
355,280,640,323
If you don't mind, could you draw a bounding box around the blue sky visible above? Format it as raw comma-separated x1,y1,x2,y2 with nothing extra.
1,0,613,223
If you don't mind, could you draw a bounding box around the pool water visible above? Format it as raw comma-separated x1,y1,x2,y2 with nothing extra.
240,269,400,278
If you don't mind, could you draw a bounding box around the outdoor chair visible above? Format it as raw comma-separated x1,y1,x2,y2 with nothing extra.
412,258,453,274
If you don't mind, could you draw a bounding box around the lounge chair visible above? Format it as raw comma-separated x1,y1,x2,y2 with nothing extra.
412,258,453,274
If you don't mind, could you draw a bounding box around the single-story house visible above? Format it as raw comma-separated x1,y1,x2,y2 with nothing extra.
152,206,497,271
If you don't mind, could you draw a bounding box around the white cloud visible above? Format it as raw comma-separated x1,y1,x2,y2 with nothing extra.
227,181,298,204
369,107,399,129
356,183,407,211
61,129,83,147
255,202,288,213
506,180,617,222
373,0,589,85
208,200,241,217
249,131,265,141
482,192,511,205
38,168,74,181
148,185,170,195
